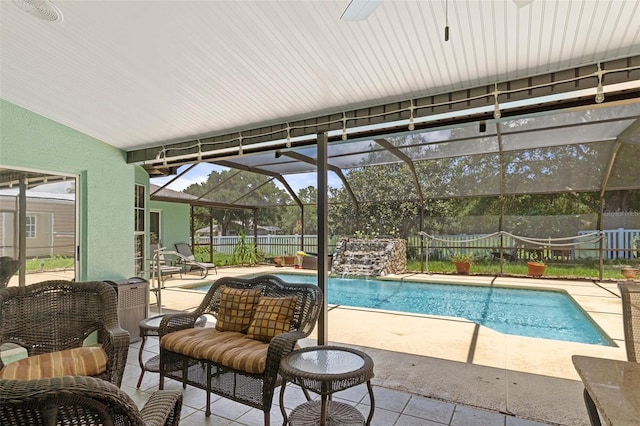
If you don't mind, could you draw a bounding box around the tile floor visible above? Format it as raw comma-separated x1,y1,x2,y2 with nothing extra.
122,335,554,426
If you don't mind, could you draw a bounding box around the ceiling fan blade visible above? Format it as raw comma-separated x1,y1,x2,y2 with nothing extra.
513,0,535,7
341,0,383,21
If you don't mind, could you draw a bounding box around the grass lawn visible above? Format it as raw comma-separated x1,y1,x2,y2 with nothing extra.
406,259,637,281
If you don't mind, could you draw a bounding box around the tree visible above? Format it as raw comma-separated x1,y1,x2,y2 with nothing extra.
183,169,291,235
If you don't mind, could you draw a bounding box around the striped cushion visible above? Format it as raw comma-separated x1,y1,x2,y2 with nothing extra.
215,287,262,333
247,296,297,343
0,347,107,380
161,328,269,374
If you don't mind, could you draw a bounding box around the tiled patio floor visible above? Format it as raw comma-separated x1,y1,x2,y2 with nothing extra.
122,334,553,426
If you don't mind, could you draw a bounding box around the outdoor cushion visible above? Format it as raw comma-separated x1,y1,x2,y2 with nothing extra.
215,287,262,333
247,296,297,343
161,328,269,374
0,346,107,380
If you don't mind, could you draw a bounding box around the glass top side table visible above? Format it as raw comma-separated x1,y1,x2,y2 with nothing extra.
279,345,375,425
136,313,206,388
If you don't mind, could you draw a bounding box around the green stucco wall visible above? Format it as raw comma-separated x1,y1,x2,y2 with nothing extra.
0,99,145,281
149,200,190,254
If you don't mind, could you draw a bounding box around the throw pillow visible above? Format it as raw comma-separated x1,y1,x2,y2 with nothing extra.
247,296,297,343
215,287,263,333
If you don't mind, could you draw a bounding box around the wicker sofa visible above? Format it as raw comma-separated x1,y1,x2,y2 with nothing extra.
158,274,323,425
0,280,130,387
0,375,182,426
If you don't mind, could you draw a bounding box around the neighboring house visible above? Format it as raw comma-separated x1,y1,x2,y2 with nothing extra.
0,189,75,258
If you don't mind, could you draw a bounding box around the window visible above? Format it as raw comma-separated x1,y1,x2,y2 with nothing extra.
26,215,36,238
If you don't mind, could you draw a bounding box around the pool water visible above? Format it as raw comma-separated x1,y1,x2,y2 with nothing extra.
195,274,613,346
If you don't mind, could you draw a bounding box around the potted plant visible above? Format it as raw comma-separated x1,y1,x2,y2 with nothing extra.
620,266,639,281
451,254,473,275
527,261,547,277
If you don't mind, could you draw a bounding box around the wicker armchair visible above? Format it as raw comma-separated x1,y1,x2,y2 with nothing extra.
0,375,182,426
158,274,323,425
619,282,640,362
0,257,19,289
0,280,130,386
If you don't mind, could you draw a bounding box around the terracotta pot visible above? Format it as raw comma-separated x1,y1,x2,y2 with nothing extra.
454,261,472,275
527,261,546,277
621,267,639,281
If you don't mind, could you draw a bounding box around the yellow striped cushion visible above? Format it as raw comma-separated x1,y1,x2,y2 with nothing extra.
0,347,107,380
215,287,262,333
161,328,269,374
247,296,297,343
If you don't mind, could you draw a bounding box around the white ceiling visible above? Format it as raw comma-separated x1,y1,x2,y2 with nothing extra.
2,0,640,152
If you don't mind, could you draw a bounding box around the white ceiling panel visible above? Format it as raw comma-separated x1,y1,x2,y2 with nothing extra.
1,0,639,151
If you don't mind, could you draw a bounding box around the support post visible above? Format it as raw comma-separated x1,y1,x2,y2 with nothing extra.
317,132,329,346
18,178,27,287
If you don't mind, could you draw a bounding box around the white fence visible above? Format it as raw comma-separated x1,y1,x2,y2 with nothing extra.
198,228,640,260
197,235,319,256
583,228,640,260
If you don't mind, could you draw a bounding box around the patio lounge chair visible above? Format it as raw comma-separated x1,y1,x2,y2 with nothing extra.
174,243,217,277
152,244,183,280
0,280,130,387
0,375,183,426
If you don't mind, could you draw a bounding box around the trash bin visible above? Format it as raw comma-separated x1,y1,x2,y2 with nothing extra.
105,277,149,342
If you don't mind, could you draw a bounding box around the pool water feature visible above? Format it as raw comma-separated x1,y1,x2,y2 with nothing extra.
193,274,613,346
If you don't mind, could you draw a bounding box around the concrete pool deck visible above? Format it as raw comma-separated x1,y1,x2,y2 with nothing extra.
153,266,628,425
11,267,630,425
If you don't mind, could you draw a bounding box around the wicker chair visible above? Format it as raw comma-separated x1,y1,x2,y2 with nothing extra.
582,283,640,426
0,280,130,386
0,257,20,289
158,274,323,425
0,375,182,426
619,282,640,362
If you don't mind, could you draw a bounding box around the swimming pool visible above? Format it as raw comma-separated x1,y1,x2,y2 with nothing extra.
194,274,613,346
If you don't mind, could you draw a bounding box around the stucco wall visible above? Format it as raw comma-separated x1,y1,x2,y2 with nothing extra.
149,199,190,255
0,99,143,281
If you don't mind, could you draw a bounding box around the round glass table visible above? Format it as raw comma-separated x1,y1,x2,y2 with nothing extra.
279,345,375,425
136,314,206,388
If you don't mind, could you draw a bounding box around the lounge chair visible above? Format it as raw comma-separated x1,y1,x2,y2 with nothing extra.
151,244,183,280
174,243,217,278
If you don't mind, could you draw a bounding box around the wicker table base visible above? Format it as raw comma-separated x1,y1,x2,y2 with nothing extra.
289,400,364,426
279,346,375,425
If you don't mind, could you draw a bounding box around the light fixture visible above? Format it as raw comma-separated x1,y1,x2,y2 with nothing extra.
11,0,63,22
408,100,415,131
286,124,291,148
275,150,282,159
341,0,383,21
444,0,449,41
342,113,348,140
595,63,605,104
493,83,501,119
